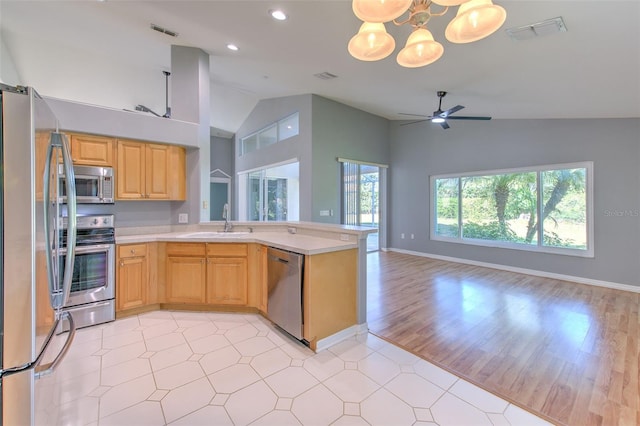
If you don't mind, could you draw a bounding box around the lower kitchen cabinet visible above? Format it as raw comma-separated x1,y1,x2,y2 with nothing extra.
164,242,250,307
116,243,148,312
165,243,207,304
206,257,248,305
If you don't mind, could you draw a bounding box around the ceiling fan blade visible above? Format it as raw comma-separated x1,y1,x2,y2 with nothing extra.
400,119,429,126
447,116,492,120
398,112,432,118
440,104,464,118
440,121,450,129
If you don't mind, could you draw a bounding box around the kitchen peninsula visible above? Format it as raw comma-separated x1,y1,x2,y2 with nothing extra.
115,222,374,351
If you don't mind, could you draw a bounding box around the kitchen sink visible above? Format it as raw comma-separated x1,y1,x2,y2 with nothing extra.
178,231,251,238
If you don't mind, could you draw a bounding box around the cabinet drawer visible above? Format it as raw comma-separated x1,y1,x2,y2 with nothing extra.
118,243,147,259
167,242,206,257
207,243,248,257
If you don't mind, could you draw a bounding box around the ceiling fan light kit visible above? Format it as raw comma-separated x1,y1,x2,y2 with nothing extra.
348,0,507,67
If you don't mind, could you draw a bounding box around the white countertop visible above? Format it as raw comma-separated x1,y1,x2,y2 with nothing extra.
116,231,358,255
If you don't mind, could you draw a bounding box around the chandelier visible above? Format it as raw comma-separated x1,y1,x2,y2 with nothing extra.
348,0,507,68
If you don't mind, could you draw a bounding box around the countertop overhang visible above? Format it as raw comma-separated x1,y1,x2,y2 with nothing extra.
115,222,375,255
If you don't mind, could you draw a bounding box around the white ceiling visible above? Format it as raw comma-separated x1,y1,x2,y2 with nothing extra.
1,1,639,137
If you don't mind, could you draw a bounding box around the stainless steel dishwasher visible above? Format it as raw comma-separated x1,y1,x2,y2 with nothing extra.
267,247,304,340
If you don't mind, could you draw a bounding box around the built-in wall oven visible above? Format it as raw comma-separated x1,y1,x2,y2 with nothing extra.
57,214,115,331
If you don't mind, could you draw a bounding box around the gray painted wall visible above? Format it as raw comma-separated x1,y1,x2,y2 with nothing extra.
211,135,233,175
389,118,640,286
311,95,390,224
235,94,313,220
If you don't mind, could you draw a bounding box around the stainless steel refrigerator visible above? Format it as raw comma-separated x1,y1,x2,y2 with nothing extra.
0,84,78,425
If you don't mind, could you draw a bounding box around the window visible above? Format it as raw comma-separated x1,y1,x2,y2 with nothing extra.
431,162,593,256
240,113,299,156
238,161,299,222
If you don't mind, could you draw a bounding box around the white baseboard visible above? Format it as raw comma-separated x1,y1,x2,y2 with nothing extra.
387,248,640,294
314,323,369,352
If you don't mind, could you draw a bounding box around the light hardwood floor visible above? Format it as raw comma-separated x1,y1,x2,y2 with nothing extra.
366,251,640,426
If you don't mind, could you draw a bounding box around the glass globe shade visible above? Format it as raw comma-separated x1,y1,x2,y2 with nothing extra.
445,0,507,43
352,0,413,23
396,28,444,68
348,22,396,61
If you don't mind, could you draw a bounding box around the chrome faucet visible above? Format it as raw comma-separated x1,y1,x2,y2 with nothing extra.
222,203,233,232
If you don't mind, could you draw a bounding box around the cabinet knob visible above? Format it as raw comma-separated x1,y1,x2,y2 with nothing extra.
130,249,136,254
120,261,124,267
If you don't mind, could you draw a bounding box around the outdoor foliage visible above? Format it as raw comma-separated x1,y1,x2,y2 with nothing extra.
435,167,587,250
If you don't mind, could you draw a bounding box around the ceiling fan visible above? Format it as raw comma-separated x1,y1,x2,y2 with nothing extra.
400,91,492,129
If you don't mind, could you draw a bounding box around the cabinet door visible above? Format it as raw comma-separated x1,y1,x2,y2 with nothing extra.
207,257,248,305
71,134,114,166
116,140,145,199
166,256,207,303
168,145,186,200
117,255,148,311
146,144,170,199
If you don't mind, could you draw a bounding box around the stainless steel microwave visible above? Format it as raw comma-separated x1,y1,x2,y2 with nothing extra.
58,164,114,204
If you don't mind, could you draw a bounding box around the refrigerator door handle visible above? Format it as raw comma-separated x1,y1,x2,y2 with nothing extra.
0,312,76,379
43,132,77,311
34,311,76,378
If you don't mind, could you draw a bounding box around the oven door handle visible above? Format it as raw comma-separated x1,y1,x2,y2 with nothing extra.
57,244,113,255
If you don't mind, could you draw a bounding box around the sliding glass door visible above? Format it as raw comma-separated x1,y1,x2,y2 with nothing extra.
239,161,299,222
342,161,380,251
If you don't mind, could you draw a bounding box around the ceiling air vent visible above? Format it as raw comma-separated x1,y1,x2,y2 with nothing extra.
314,72,338,80
150,23,179,38
505,17,567,41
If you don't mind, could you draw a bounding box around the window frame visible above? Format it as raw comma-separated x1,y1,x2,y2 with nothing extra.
240,112,299,156
430,161,594,258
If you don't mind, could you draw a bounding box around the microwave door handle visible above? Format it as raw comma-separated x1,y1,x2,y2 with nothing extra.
98,174,104,201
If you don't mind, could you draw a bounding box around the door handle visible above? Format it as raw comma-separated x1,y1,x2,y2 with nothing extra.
0,311,76,379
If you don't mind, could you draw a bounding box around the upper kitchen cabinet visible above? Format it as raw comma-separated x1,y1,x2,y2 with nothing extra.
116,139,186,200
69,133,115,167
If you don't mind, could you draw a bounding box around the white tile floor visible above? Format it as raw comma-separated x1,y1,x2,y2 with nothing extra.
34,311,552,426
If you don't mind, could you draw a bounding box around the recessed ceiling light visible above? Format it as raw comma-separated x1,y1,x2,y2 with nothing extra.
270,9,287,21
227,44,239,51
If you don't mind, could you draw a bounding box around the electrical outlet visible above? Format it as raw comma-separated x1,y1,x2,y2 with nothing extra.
340,234,350,241
178,213,188,224
411,234,415,239
319,210,330,217
203,201,208,209
401,233,405,239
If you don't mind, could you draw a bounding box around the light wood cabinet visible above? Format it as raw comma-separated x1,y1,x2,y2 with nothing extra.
165,243,250,307
303,249,358,351
116,140,185,200
207,257,248,305
206,243,248,305
116,244,148,312
165,243,207,304
69,133,115,166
